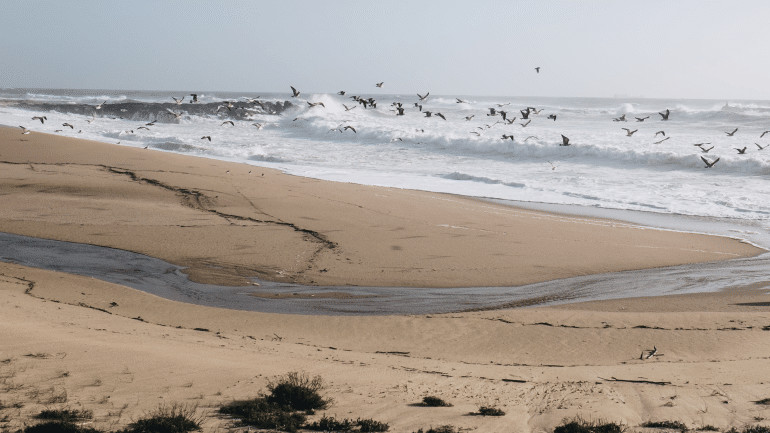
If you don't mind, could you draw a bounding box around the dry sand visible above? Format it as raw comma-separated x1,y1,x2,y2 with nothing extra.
1,127,769,432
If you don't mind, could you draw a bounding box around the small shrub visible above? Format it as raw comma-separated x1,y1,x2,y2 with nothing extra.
358,417,390,432
413,426,456,433
124,404,201,433
304,414,354,431
267,371,330,411
741,427,770,433
554,417,625,433
476,405,505,416
36,409,94,422
698,426,719,432
220,397,306,432
755,398,770,405
24,421,103,433
641,420,688,431
420,396,452,407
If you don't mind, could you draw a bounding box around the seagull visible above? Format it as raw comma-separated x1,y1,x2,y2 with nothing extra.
337,90,346,95
659,109,670,120
487,107,497,116
735,146,747,154
496,103,511,108
524,136,538,142
520,108,531,119
343,104,356,111
635,116,650,122
613,114,627,122
343,125,356,133
464,115,475,121
470,131,481,136
62,122,74,129
95,100,107,110
725,127,738,136
700,145,714,153
520,119,531,127
137,126,150,131
221,120,234,126
252,123,264,129
32,116,47,124
146,120,157,126
172,96,184,105
456,98,467,103
760,131,770,138
395,107,405,115
547,160,557,170
499,111,508,121
535,67,540,73
307,101,325,108
653,137,670,144
423,111,432,117
756,142,768,150
375,82,384,88
166,109,182,119
622,128,638,136
189,94,199,103
19,126,31,134
547,114,557,121
701,156,720,168
645,346,658,360
693,142,711,147
290,86,300,97
655,130,666,137
435,112,446,120
560,134,570,146
201,136,211,141
501,134,515,141
417,92,430,101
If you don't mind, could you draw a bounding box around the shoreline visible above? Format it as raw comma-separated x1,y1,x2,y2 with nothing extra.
0,126,764,291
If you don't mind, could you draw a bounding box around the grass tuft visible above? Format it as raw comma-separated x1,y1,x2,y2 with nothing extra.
23,421,104,433
474,405,505,416
412,426,457,433
36,409,93,422
266,371,330,411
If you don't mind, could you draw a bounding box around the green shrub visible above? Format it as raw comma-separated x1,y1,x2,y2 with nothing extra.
123,404,201,433
304,414,354,431
267,371,330,411
554,417,625,433
420,396,452,407
413,426,456,433
36,409,93,422
220,397,306,432
357,417,390,432
476,405,505,416
641,420,687,431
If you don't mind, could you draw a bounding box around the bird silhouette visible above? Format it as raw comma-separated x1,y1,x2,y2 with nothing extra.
701,156,719,168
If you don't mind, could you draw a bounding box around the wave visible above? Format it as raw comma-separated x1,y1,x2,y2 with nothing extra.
440,172,526,188
5,100,294,123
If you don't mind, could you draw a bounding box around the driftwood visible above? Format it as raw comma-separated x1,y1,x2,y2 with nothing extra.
501,378,527,383
600,376,671,386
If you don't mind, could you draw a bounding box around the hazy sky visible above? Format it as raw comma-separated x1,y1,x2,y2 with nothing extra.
2,1,768,99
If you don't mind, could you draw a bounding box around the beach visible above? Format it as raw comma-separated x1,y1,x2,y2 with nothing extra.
1,127,769,432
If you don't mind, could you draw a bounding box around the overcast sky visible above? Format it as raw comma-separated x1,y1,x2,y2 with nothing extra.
1,1,768,100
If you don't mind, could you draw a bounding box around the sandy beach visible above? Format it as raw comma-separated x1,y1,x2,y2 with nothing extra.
1,126,769,432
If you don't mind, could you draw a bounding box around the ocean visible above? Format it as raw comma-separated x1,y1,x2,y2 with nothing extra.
2,88,769,248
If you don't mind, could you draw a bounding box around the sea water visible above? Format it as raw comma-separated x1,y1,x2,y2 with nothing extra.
1,88,769,248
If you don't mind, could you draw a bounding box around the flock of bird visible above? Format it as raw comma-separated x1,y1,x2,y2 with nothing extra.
16,69,770,170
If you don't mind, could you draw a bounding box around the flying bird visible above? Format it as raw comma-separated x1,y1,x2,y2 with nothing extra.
166,109,182,119
501,134,515,141
701,156,720,168
725,128,738,136
535,67,540,73
465,115,475,121
735,146,747,154
659,109,670,120
653,137,670,144
343,125,356,133
95,100,107,110
560,135,570,146
756,142,768,150
456,98,467,103
524,136,538,142
760,130,770,138
172,96,184,105
635,116,650,122
520,119,531,127
19,126,31,134
252,123,264,129
375,82,384,88
700,145,714,153
655,131,666,137
201,136,211,141
337,90,346,95
435,112,446,120
547,114,557,121
62,122,74,129
417,92,430,101
32,116,47,124
189,94,199,103
221,120,234,126
622,128,638,136
343,104,356,111
613,114,627,122
290,86,300,97
307,101,325,108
